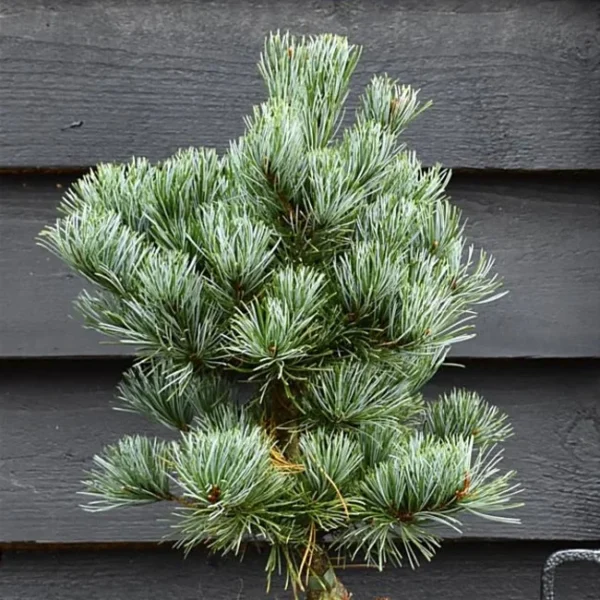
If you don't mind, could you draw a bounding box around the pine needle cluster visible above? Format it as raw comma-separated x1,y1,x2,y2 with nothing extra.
40,32,521,599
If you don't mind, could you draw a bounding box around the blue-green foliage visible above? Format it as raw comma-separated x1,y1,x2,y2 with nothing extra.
40,32,520,593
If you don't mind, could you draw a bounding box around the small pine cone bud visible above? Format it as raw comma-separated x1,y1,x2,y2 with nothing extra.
287,47,294,58
395,510,414,523
207,485,221,504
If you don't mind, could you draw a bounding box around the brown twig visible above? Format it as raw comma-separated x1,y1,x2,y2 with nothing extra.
165,493,197,508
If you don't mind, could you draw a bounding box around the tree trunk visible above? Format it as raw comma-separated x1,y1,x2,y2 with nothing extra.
305,574,350,600
305,549,352,600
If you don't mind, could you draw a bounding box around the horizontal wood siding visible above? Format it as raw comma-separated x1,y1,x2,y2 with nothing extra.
2,172,599,358
1,1,599,597
2,543,600,599
0,0,599,169
1,359,599,543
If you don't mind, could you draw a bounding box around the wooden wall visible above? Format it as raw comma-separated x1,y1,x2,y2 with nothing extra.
1,1,599,598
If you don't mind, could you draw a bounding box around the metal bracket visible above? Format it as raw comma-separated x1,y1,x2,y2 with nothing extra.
541,549,600,599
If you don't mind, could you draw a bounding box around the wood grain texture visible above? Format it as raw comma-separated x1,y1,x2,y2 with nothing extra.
2,542,600,599
1,173,598,358
1,359,599,543
1,0,599,169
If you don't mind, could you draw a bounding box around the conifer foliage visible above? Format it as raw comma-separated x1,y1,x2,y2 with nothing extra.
40,33,521,599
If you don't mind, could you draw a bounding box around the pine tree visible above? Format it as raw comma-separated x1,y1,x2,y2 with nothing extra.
40,33,521,599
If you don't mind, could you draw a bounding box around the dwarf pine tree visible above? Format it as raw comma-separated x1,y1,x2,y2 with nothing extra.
40,33,521,599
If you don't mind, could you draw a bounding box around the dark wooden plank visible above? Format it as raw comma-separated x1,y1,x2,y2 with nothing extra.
2,542,600,599
1,173,599,358
0,174,122,357
1,359,599,543
0,0,599,169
